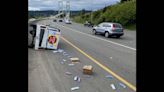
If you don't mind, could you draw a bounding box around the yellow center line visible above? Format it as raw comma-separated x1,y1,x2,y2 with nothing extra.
61,36,136,91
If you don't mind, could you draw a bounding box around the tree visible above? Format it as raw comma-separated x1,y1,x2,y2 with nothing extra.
121,0,130,3
102,6,107,13
81,9,86,15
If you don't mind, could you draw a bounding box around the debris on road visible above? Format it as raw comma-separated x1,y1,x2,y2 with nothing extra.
71,86,79,91
60,61,64,64
63,52,67,54
68,63,75,66
65,53,69,56
74,76,78,81
63,52,69,56
105,75,113,79
74,76,81,82
53,50,58,53
83,65,93,75
58,49,64,53
70,57,79,62
110,84,116,90
63,53,69,56
67,55,72,58
77,77,81,82
65,72,72,75
110,57,113,59
63,59,66,62
119,82,126,88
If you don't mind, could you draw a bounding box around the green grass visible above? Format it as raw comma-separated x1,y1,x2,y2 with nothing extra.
124,24,136,30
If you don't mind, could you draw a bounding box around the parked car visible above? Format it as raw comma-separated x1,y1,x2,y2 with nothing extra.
92,22,124,38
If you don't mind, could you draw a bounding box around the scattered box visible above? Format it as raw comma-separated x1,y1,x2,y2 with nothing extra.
119,83,126,88
77,77,81,82
65,72,72,75
58,49,63,53
71,86,79,91
68,63,75,66
105,75,113,79
53,50,58,53
83,65,93,75
63,59,66,62
110,84,116,90
73,76,81,82
70,57,79,62
74,76,78,81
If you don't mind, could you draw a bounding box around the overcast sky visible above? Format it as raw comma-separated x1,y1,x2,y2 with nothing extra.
28,0,120,11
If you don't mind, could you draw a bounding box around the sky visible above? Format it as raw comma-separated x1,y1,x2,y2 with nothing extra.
28,0,120,11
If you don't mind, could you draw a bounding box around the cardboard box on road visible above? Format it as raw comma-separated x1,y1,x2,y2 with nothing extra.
70,57,79,62
83,65,93,75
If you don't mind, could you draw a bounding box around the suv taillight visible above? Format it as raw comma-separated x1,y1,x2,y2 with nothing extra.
113,24,116,28
112,28,115,31
112,24,115,31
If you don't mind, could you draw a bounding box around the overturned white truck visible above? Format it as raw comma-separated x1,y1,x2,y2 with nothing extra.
28,24,61,50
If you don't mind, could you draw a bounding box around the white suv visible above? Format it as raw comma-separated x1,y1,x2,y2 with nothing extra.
92,22,124,38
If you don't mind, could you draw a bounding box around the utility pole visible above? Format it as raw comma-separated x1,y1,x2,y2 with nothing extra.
58,0,64,18
90,7,92,24
90,0,93,24
65,0,70,20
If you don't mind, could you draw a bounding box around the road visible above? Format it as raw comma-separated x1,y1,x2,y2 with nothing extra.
28,19,136,92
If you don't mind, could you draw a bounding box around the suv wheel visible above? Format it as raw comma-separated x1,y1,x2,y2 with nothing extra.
92,29,97,35
105,32,109,38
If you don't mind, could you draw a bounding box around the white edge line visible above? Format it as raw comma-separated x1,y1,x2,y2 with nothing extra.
55,23,136,51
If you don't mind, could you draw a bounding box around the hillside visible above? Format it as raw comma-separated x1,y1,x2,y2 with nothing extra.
28,10,58,19
28,10,91,19
73,0,136,30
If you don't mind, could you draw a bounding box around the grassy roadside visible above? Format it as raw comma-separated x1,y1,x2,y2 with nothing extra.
72,19,136,31
72,0,136,31
124,24,136,30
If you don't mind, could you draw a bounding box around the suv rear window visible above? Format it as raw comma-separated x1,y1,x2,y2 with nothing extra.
113,24,122,28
